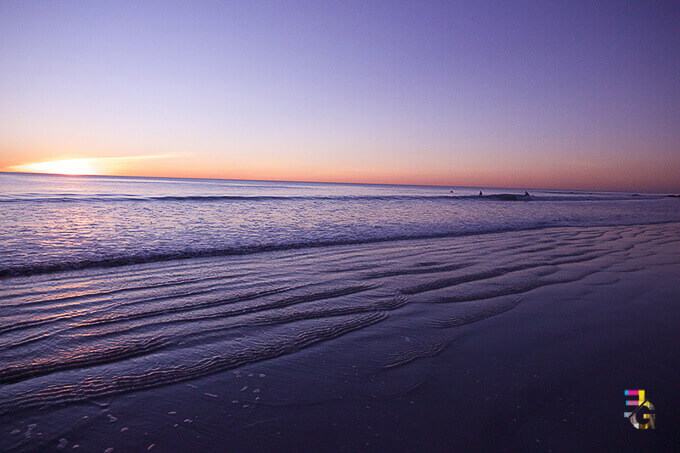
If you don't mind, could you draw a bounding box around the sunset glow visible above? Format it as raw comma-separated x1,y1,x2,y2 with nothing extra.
1,2,679,191
9,159,101,176
5,155,179,177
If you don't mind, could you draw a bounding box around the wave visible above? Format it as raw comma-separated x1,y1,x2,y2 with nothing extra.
0,337,170,385
0,226,547,278
3,220,679,279
0,312,387,415
0,193,658,203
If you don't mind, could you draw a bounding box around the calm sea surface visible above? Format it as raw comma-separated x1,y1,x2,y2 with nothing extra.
1,172,678,277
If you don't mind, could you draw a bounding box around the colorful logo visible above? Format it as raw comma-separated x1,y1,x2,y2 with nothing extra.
624,389,655,429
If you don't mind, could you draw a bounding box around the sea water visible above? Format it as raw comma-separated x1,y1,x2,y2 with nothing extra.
1,172,678,277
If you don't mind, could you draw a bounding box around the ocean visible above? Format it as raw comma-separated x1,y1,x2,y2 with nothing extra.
1,172,678,277
1,172,679,450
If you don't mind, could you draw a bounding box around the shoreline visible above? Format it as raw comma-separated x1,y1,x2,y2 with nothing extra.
3,220,680,280
1,222,679,451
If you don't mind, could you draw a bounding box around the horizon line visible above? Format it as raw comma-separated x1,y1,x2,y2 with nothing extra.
1,170,674,195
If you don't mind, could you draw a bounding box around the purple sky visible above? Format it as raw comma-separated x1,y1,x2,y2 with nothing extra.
1,1,679,191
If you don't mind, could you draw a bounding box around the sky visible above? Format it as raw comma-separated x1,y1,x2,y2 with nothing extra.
1,1,679,192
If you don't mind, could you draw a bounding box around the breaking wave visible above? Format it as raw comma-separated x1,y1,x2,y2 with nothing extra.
0,193,660,203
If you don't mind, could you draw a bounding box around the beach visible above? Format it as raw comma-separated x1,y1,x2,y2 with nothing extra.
1,203,679,451
3,1,680,450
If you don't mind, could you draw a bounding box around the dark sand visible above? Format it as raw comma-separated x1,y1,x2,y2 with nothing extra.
166,256,680,452
2,223,679,451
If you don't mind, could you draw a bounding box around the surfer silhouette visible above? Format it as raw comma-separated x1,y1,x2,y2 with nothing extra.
479,191,483,196
524,191,530,197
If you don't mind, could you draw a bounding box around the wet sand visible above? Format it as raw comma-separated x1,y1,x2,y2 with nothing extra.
1,222,679,451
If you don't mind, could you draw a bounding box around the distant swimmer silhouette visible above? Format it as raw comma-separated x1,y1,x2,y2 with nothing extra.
479,191,483,196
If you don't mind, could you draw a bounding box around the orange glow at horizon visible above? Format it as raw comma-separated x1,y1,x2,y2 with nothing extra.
6,155,177,177
8,158,102,176
2,152,679,193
